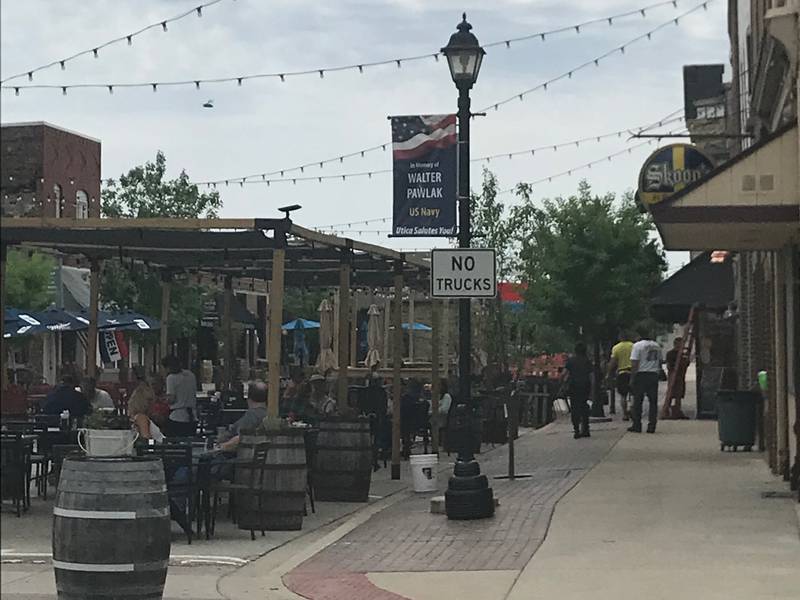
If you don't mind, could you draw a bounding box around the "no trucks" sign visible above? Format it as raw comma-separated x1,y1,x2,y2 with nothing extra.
430,249,496,298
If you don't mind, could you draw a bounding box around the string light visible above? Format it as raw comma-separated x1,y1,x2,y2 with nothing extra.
3,1,686,93
478,0,712,113
195,109,683,187
497,125,689,195
1,0,232,84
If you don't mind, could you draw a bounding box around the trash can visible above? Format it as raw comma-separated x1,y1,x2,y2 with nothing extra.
410,454,438,492
716,390,760,452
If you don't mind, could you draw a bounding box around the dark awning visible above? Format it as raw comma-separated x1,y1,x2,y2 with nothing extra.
650,251,734,323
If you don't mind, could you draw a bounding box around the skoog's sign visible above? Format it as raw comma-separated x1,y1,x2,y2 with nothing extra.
637,144,714,205
390,114,457,237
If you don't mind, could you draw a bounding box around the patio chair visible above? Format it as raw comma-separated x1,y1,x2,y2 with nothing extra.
138,442,197,544
1,433,31,516
209,441,269,541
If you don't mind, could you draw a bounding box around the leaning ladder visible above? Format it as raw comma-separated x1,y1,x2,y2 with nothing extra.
660,304,697,419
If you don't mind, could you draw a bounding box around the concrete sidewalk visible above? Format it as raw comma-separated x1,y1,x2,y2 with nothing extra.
506,419,800,600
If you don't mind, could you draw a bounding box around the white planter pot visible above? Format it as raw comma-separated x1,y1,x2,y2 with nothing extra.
78,429,139,457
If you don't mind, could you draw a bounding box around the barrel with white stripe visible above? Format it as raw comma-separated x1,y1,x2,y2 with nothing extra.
52,456,170,600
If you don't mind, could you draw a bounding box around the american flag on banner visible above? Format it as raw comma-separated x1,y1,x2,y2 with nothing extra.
391,115,457,161
390,114,458,237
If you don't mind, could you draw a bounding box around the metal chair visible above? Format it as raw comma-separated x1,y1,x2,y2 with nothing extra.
209,441,269,540
138,442,196,544
1,433,31,516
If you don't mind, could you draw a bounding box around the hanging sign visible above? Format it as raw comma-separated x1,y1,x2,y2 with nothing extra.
390,114,457,237
431,248,496,298
637,144,714,205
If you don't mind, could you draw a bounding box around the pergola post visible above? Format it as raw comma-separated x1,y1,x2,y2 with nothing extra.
391,259,404,480
431,298,442,453
222,275,233,396
159,271,171,361
350,291,357,367
383,294,391,363
87,257,101,379
337,248,352,410
1,245,7,392
267,228,287,417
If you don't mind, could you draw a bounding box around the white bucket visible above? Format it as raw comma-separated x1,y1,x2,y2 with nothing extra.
410,454,438,493
78,429,139,457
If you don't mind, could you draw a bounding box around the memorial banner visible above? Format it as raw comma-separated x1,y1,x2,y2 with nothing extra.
391,114,457,237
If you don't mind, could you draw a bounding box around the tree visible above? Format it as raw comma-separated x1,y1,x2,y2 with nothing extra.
471,169,514,373
513,180,666,341
100,151,221,341
102,151,221,219
5,249,54,310
512,180,666,410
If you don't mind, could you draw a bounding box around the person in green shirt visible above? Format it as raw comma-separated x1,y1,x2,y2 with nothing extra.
608,332,634,420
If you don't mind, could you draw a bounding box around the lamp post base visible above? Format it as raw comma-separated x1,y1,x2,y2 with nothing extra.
444,402,494,520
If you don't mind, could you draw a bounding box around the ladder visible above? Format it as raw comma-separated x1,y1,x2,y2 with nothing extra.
660,304,697,419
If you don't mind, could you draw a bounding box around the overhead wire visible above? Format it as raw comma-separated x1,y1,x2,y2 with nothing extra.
0,0,232,84
2,0,686,95
477,0,712,113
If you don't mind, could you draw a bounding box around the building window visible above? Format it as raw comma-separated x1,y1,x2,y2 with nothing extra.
76,190,89,219
53,183,62,218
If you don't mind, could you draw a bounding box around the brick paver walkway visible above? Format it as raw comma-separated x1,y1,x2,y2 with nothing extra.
285,420,625,599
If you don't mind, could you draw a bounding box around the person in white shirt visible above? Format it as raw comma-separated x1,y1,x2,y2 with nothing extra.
81,377,115,411
629,328,662,434
161,356,197,438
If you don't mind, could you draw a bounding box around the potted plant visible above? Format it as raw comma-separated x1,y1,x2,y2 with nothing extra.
79,411,138,457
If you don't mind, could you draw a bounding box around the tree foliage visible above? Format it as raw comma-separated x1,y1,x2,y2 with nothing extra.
100,151,219,340
511,180,666,343
102,151,221,219
5,249,55,311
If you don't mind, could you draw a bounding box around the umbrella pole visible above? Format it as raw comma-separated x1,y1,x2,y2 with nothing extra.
267,247,285,417
337,252,352,412
391,261,404,480
409,291,415,362
1,244,6,393
431,299,441,454
87,258,101,379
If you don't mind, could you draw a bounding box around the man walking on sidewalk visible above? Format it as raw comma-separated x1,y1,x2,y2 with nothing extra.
562,341,592,439
607,332,634,420
629,328,662,434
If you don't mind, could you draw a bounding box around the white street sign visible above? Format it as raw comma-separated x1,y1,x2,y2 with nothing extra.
430,248,497,298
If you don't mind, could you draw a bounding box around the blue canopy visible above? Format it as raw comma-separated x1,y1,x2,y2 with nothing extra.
402,322,432,332
282,318,320,331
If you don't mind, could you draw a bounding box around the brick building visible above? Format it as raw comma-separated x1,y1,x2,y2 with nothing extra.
1,122,101,219
644,0,799,496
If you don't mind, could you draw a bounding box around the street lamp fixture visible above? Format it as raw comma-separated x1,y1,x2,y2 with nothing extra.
441,14,485,88
441,13,494,521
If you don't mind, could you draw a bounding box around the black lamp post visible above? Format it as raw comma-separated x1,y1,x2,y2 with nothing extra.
442,13,485,458
441,14,494,520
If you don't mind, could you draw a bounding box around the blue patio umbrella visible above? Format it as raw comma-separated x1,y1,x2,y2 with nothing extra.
282,318,321,330
401,322,432,332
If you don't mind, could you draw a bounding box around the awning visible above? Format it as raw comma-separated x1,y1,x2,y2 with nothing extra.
647,120,799,251
650,251,734,323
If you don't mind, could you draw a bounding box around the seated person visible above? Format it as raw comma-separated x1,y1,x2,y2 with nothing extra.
127,367,164,442
217,381,268,453
82,376,115,411
307,374,337,419
42,373,90,419
281,368,308,418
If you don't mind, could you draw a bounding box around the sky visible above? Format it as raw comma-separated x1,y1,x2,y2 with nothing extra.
0,0,731,272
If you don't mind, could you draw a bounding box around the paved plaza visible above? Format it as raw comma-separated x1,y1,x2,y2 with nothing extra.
3,379,799,599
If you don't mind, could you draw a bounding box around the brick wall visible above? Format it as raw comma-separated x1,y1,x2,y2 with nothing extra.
1,123,101,218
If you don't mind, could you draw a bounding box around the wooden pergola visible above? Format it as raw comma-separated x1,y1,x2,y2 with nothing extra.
0,217,444,475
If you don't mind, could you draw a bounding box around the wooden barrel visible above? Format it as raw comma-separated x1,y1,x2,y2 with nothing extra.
53,456,170,600
313,417,372,502
236,431,307,531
